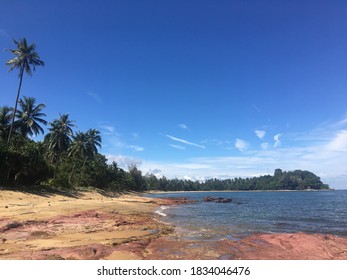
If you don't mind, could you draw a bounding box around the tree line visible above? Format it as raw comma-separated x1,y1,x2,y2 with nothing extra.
144,169,329,191
1,38,330,192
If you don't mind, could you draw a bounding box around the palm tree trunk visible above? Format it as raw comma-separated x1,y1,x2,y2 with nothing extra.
69,161,76,184
7,66,24,144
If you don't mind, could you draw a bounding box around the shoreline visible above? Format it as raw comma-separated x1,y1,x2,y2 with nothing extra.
1,190,347,260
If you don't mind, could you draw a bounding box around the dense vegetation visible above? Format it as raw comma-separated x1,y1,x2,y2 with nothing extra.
144,169,330,191
1,38,330,193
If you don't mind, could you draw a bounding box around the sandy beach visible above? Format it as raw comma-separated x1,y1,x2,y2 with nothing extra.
1,190,347,260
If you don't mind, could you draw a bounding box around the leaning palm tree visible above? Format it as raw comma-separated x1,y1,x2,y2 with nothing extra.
0,106,13,140
5,38,44,143
15,96,47,138
45,114,75,163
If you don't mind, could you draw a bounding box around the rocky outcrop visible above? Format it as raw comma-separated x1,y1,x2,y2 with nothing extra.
155,197,199,205
203,196,232,203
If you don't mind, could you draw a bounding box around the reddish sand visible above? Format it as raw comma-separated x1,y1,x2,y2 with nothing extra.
1,190,346,260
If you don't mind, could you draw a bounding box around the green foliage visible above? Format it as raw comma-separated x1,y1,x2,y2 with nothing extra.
15,96,47,137
5,38,45,76
44,114,75,164
144,169,330,191
0,137,51,185
0,106,13,140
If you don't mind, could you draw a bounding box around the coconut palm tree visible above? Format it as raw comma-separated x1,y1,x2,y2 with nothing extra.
45,114,75,163
68,129,102,183
5,38,44,143
15,96,47,138
0,106,13,140
68,129,102,160
85,129,102,155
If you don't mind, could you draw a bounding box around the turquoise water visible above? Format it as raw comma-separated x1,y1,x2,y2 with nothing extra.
148,190,347,240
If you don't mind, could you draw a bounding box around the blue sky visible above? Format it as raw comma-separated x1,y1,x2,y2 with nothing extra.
1,0,347,188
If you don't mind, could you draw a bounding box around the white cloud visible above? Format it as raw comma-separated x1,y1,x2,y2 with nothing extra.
261,142,269,149
100,124,144,153
100,125,115,135
127,145,144,152
179,124,189,130
106,154,142,168
274,134,282,148
235,138,249,152
169,144,186,150
255,130,266,139
166,134,206,149
327,130,347,151
146,168,163,178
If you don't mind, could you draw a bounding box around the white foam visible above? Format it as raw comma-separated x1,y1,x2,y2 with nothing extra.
155,206,169,217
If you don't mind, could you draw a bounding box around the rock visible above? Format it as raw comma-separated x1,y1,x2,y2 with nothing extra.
203,196,232,203
0,222,23,233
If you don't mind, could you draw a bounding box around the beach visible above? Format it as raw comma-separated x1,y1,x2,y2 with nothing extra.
1,190,347,260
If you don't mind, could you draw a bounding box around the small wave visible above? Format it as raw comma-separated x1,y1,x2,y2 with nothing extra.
155,206,169,217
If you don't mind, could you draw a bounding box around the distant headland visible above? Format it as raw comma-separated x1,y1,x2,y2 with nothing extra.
145,169,330,192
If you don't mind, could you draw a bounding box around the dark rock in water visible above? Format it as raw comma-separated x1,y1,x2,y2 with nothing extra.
158,197,199,205
203,196,232,203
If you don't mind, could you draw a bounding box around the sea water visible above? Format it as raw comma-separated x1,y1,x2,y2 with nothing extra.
148,190,347,240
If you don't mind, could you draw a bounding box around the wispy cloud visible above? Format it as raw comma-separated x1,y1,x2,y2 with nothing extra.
179,124,189,130
99,123,144,153
235,138,249,152
274,133,282,148
252,104,261,112
100,124,115,135
255,130,266,139
87,91,102,103
169,144,186,150
166,134,206,149
127,145,144,152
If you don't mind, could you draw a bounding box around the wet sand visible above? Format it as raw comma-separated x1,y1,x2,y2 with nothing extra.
1,190,346,260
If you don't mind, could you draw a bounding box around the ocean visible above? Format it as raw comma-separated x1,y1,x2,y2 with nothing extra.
147,190,347,240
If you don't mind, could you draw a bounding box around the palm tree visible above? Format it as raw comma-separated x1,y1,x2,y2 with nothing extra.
68,129,102,183
0,106,13,140
15,96,47,138
45,114,75,163
5,38,44,143
68,129,101,160
68,131,88,183
85,129,102,156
